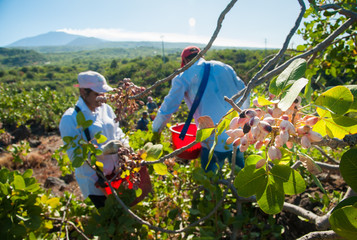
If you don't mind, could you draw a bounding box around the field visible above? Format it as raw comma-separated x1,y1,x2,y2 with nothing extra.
0,25,356,238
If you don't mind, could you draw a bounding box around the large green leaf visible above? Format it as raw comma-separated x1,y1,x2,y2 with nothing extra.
271,165,306,195
72,156,85,168
244,155,264,167
329,205,357,240
196,128,215,142
235,165,267,197
94,132,107,144
314,107,357,139
153,163,168,175
257,175,285,214
331,197,357,214
269,58,307,96
340,149,357,192
278,78,308,111
304,77,313,103
76,111,93,129
315,86,353,115
345,85,357,111
13,175,26,190
145,143,163,161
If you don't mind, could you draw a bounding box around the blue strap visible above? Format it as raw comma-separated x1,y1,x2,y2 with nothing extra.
179,63,210,140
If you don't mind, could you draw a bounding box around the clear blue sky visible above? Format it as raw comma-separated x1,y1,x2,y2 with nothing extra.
0,0,310,48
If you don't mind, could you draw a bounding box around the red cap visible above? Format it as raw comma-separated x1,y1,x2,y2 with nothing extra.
181,46,200,67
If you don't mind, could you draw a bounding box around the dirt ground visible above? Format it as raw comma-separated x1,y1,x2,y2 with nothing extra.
0,131,347,239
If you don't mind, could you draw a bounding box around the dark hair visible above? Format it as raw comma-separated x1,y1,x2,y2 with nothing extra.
185,52,199,62
79,88,93,98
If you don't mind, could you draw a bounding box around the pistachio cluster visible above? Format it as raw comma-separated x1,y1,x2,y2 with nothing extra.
227,95,323,161
114,145,143,190
107,78,146,122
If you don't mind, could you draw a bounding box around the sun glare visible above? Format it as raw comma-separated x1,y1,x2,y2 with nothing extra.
189,17,196,27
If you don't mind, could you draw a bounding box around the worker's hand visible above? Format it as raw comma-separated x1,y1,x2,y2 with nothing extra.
102,140,123,155
152,131,161,144
94,181,108,197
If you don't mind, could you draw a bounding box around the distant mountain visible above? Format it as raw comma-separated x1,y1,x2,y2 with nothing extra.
6,31,256,53
67,36,107,46
8,31,89,47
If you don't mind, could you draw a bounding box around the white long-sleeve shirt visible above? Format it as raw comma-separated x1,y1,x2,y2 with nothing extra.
59,97,128,198
153,58,250,152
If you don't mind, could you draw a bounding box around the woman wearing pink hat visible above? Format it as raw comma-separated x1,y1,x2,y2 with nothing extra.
59,71,129,208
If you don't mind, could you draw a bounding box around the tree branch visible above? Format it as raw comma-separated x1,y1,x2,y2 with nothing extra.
296,230,343,240
318,3,357,19
130,0,238,100
313,145,340,164
231,17,356,105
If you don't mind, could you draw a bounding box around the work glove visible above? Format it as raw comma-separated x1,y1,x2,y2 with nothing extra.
102,140,123,155
152,131,161,144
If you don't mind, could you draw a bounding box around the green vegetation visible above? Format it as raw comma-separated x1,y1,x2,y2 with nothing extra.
0,1,356,238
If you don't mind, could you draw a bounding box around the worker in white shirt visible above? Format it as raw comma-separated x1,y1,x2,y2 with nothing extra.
59,71,128,208
152,46,250,173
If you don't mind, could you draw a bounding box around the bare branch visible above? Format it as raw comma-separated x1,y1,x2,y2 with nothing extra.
318,4,357,19
296,230,343,240
58,194,73,240
46,217,91,240
313,145,340,164
130,0,238,100
232,17,357,105
249,0,306,82
230,0,306,107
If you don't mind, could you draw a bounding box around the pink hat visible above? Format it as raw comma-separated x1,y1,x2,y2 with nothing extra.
181,46,201,67
74,71,113,93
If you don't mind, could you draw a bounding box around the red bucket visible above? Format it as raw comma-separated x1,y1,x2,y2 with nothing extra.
169,123,202,160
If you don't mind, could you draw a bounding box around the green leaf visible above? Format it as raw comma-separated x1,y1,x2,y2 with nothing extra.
168,208,179,220
13,175,26,190
271,165,306,195
269,77,278,96
314,114,357,139
257,96,279,106
83,120,93,129
196,128,215,142
206,133,218,171
95,161,104,172
135,188,142,198
153,163,168,175
24,183,40,193
270,58,307,96
257,175,285,215
217,120,228,136
145,144,163,161
329,205,357,240
340,149,357,192
76,111,86,127
244,155,265,167
235,165,268,197
62,136,73,144
0,182,8,195
23,169,33,179
95,132,107,144
331,197,357,214
311,174,327,194
72,156,85,168
315,86,353,115
345,85,357,111
278,78,308,111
